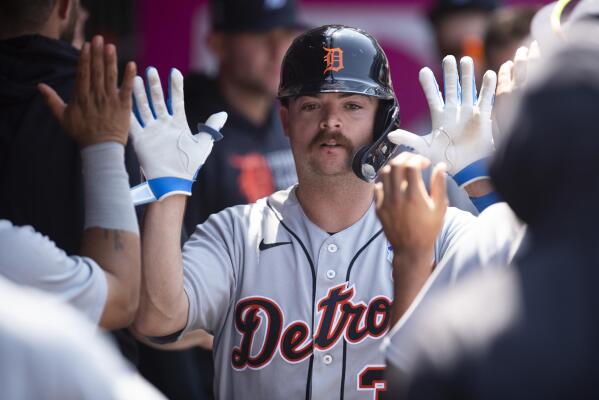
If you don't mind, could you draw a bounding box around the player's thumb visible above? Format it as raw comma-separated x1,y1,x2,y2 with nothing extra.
430,162,448,213
205,111,228,131
38,83,66,123
388,129,427,155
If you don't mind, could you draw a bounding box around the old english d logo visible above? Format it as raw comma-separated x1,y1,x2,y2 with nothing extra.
323,47,344,74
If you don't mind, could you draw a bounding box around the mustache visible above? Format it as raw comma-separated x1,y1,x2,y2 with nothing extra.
309,129,353,149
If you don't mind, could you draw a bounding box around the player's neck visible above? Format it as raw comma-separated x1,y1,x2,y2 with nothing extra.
295,176,374,233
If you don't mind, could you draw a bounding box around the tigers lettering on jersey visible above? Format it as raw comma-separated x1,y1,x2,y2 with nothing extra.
231,283,392,371
181,188,474,398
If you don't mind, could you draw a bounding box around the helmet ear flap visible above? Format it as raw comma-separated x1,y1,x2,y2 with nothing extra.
352,99,401,182
373,99,400,141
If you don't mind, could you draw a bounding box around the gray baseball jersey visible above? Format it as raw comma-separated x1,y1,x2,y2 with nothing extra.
0,275,165,400
383,202,525,374
180,186,476,399
0,219,107,323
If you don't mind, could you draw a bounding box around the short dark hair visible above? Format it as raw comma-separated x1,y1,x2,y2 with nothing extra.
484,5,539,54
0,0,56,36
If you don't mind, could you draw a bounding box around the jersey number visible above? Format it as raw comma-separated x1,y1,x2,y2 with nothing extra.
357,365,387,400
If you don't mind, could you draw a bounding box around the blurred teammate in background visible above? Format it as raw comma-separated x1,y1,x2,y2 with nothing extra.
0,0,141,362
183,0,304,232
484,5,537,73
429,0,499,81
394,38,599,400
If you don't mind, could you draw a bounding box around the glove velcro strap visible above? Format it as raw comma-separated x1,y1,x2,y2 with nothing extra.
197,123,223,141
470,191,501,212
452,158,491,187
148,177,193,200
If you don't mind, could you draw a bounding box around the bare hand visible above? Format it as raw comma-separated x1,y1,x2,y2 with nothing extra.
375,153,448,261
38,35,136,147
493,42,540,144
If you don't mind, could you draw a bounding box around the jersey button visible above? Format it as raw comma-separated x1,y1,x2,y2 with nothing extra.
326,269,336,279
323,354,333,365
327,244,338,253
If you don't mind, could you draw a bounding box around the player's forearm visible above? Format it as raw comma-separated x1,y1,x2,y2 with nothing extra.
81,229,140,329
131,328,213,351
390,249,434,327
79,142,141,329
134,195,189,337
127,68,225,336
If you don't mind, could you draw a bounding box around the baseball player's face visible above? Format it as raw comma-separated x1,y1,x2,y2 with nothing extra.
211,28,298,97
281,93,377,178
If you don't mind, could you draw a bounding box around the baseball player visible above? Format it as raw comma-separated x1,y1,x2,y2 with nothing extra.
0,36,140,329
378,41,547,394
380,39,542,374
386,37,599,399
131,25,501,399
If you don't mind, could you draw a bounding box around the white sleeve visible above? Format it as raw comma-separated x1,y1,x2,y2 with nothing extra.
383,203,524,372
0,276,165,400
433,206,477,261
448,202,524,281
181,209,239,336
0,220,108,324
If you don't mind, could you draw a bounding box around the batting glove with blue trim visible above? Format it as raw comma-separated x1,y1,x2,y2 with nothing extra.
129,67,226,205
388,56,497,187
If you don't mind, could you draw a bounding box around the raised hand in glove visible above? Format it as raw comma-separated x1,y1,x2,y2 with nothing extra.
388,56,496,188
129,67,227,205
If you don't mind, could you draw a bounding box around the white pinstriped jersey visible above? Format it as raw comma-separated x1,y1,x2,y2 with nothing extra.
181,186,475,399
0,220,107,324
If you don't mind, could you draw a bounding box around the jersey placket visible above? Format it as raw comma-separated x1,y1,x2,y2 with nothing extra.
311,236,346,399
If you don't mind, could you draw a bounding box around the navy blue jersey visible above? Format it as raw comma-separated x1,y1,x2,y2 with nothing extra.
183,73,297,235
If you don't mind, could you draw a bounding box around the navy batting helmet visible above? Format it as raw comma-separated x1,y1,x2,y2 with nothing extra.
278,25,401,181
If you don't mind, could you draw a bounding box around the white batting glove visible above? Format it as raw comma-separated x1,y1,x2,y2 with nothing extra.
129,67,226,205
388,56,497,187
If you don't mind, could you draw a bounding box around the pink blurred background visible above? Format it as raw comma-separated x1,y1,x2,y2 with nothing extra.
136,0,550,130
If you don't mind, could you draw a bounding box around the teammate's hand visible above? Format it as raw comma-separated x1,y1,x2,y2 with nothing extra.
129,67,227,204
39,35,136,147
387,56,497,187
494,42,541,144
375,152,448,260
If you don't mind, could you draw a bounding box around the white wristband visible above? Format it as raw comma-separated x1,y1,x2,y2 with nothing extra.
81,142,139,234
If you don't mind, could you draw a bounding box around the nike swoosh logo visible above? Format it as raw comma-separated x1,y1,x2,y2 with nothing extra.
259,239,292,251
